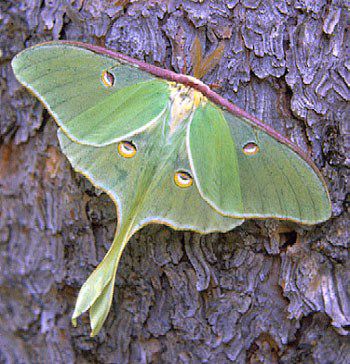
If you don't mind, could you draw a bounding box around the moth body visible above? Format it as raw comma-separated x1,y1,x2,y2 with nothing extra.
168,81,207,134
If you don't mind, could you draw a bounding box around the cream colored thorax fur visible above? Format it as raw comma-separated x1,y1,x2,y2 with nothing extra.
168,77,207,134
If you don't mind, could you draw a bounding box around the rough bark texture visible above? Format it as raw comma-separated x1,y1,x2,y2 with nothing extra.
0,1,349,363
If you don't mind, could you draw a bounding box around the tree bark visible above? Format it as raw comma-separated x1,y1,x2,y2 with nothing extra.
0,1,349,363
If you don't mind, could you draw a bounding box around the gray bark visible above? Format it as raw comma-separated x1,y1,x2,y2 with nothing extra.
0,1,349,363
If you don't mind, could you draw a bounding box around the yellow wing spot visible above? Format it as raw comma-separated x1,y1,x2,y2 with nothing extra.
101,70,115,87
117,141,137,158
174,171,193,188
243,142,260,156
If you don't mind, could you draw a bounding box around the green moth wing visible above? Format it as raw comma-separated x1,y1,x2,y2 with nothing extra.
58,113,242,236
188,102,332,224
11,41,331,336
58,111,243,335
11,42,170,146
188,103,243,215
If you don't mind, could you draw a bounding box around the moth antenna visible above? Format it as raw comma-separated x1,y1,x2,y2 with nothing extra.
190,36,203,79
209,82,222,90
181,55,188,75
197,41,225,79
114,0,129,7
94,35,106,48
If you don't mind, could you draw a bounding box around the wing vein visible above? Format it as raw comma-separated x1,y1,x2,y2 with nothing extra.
281,147,317,222
268,144,302,219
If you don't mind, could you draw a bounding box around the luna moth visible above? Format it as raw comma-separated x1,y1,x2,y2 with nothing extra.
11,40,331,336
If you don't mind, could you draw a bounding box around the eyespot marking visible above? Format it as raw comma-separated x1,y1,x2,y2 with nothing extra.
243,142,259,156
101,70,115,87
174,171,193,188
117,141,137,158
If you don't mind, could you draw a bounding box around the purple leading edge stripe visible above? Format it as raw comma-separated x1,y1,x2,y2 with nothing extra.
40,40,328,191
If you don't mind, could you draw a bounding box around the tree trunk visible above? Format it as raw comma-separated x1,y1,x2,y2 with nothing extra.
1,1,348,363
